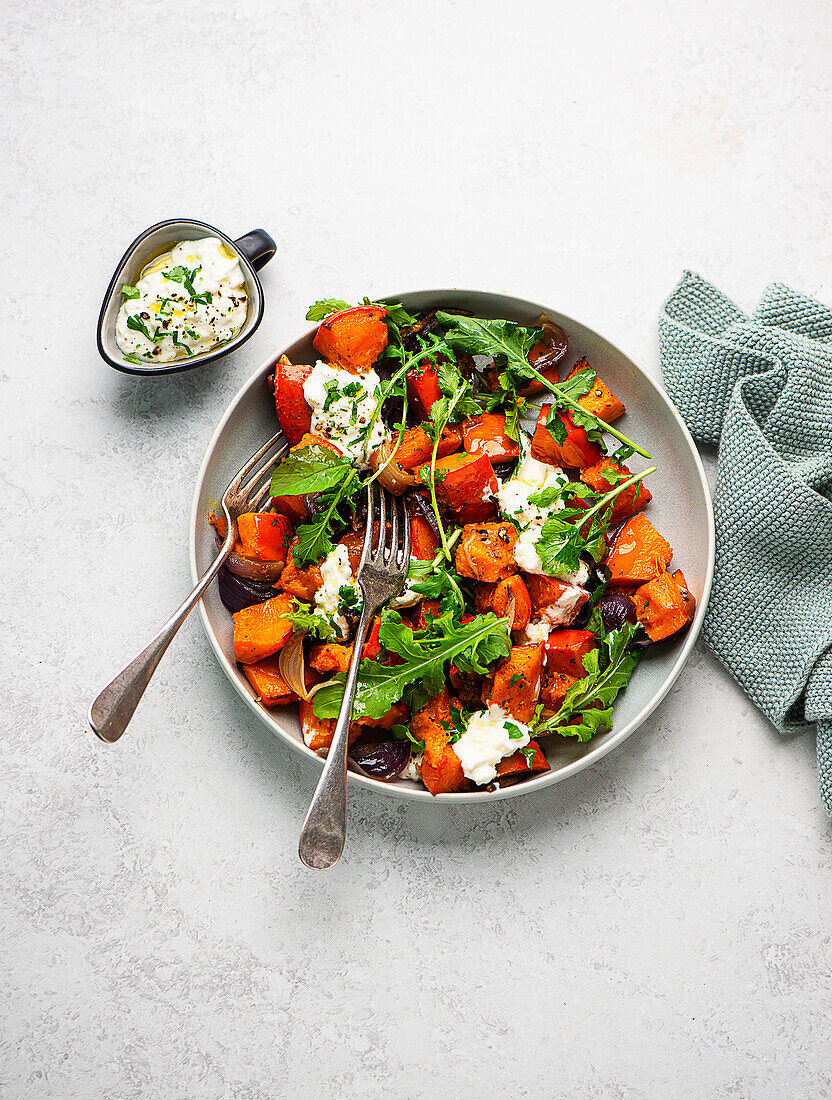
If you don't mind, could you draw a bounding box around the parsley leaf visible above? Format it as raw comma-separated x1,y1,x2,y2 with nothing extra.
287,601,336,641
121,284,140,299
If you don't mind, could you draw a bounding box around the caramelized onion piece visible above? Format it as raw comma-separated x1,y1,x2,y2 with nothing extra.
369,439,422,495
278,632,328,702
225,550,285,583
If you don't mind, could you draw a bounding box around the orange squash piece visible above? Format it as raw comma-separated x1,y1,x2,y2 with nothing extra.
531,405,604,470
565,358,625,422
413,689,468,796
495,739,550,778
232,593,295,664
277,540,325,600
475,575,532,631
242,655,298,706
580,457,652,524
273,356,314,445
461,414,519,461
410,510,439,560
392,424,461,472
606,513,673,584
455,522,518,583
237,513,294,562
540,669,578,709
312,305,388,372
489,644,545,723
433,452,498,523
633,571,695,641
524,575,590,624
544,629,596,678
406,362,443,418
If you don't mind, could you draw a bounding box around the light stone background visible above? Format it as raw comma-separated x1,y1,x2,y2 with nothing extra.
2,1,831,1097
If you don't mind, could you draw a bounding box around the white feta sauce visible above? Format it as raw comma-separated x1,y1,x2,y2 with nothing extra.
314,543,359,640
451,704,531,786
115,237,247,363
302,361,387,467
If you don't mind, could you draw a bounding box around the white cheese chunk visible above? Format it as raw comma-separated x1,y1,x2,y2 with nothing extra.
314,543,358,640
451,704,531,786
302,361,387,468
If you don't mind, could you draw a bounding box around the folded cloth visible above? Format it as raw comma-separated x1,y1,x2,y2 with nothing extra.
658,272,832,815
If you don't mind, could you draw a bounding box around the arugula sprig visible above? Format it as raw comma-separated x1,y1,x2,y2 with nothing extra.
435,312,651,459
269,445,360,566
287,600,337,641
535,466,657,574
312,608,511,721
535,624,640,741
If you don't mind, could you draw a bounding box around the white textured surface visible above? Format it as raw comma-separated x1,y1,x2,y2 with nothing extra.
3,1,832,1096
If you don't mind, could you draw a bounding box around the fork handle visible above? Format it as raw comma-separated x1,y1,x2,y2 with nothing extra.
89,536,234,744
298,607,374,869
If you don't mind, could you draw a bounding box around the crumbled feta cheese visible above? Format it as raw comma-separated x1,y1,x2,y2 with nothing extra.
540,585,587,627
520,620,551,645
314,543,358,639
514,522,591,584
496,448,567,527
451,704,531,786
302,361,387,467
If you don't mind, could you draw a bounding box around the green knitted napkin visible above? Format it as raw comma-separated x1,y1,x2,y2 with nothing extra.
659,272,832,815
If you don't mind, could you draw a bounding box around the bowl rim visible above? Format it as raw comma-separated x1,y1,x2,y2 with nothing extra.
188,288,715,803
97,217,265,377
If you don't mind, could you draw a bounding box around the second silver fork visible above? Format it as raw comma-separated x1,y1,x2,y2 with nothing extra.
298,484,410,869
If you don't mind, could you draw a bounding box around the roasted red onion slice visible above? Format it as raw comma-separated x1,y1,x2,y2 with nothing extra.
349,740,412,781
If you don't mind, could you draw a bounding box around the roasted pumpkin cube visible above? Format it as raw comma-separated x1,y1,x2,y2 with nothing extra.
531,405,604,470
277,540,324,600
606,513,673,583
413,689,468,796
580,457,652,524
540,669,578,709
565,358,625,422
455,522,519,583
410,510,439,560
237,512,294,563
475,575,532,631
633,571,694,641
495,739,550,778
406,362,443,418
312,305,388,372
461,414,520,461
242,655,299,706
489,644,545,723
232,593,295,664
544,629,596,678
432,452,498,523
524,575,589,626
393,424,462,472
273,356,314,445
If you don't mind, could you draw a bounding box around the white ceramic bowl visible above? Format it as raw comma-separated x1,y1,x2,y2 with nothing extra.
189,290,714,802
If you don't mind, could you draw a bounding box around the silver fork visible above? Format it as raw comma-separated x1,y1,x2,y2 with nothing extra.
89,431,288,744
298,484,410,869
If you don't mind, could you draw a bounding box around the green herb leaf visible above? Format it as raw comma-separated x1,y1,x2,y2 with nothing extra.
121,284,140,299
535,624,640,741
312,610,511,722
287,601,337,641
306,298,354,321
391,723,425,754
269,446,355,497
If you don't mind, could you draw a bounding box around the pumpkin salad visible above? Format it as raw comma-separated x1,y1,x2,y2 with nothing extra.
213,300,696,793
